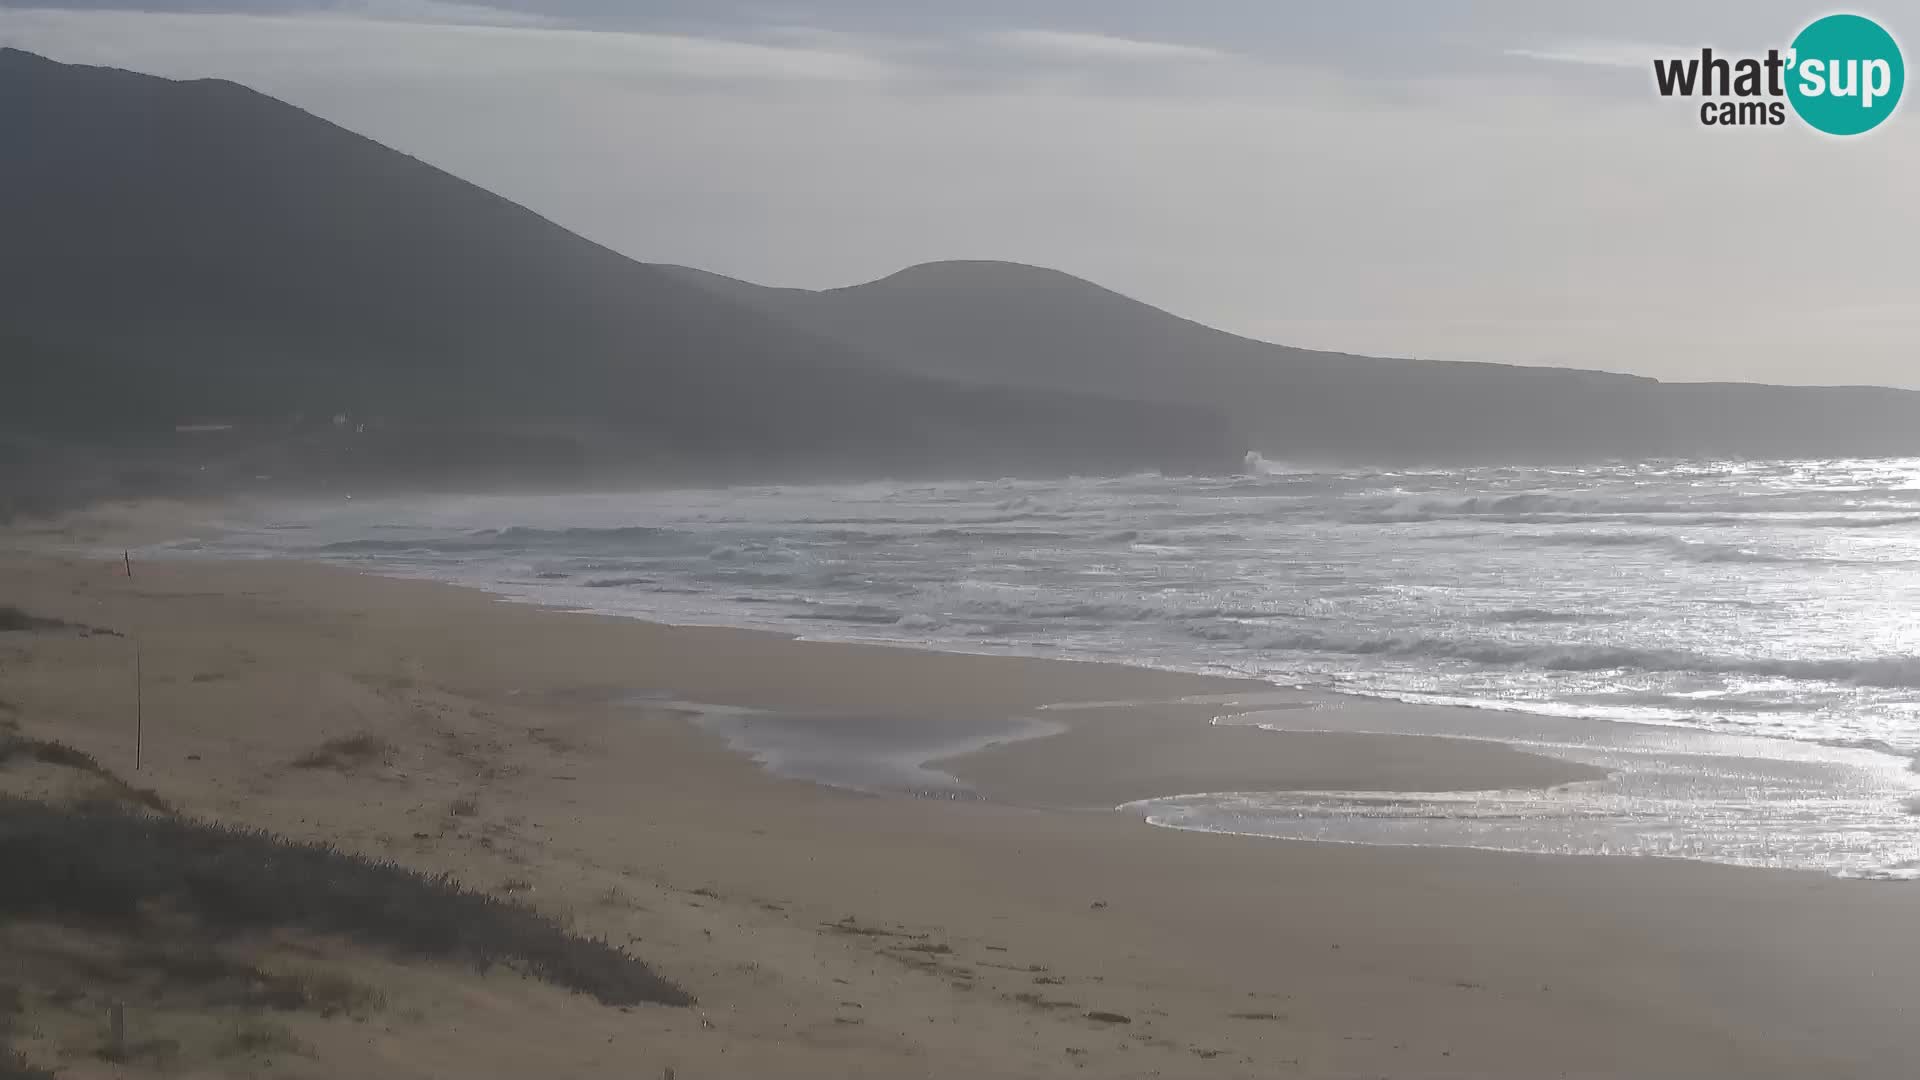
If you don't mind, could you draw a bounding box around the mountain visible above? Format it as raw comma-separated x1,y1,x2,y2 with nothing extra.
0,48,1233,504
7,45,1915,509
666,260,1920,462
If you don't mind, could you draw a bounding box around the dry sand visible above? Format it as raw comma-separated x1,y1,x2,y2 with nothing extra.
3,519,1919,1078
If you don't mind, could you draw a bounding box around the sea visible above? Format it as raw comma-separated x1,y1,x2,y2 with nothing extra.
155,456,1920,879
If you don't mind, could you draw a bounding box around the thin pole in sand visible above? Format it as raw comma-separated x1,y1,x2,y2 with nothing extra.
107,1000,126,1060
124,550,133,578
135,642,144,772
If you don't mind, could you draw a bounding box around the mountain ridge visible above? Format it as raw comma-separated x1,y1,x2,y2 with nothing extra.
0,48,1235,510
694,256,1912,391
661,259,1920,461
7,43,1920,508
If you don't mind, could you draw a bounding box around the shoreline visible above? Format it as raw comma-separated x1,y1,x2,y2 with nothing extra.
36,541,1609,802
31,514,1920,874
98,491,1920,781
109,517,1920,879
24,498,1619,802
6,537,1920,1075
30,507,1920,876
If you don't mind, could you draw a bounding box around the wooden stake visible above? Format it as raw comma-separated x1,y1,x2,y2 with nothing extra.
135,643,143,772
124,550,133,578
107,1000,126,1060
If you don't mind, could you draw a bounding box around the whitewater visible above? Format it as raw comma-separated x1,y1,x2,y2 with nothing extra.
159,457,1920,876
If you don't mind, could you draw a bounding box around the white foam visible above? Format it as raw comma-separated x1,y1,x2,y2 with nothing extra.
1122,705,1920,877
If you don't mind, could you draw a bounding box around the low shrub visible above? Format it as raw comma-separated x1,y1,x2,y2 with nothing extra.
0,798,688,1007
289,734,391,771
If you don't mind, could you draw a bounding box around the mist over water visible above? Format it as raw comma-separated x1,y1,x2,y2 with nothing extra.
169,457,1920,874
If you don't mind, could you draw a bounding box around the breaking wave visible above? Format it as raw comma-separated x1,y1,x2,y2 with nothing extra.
1513,531,1894,564
322,525,691,554
1249,630,1920,688
1474,608,1609,624
198,455,1920,772
1349,494,1920,526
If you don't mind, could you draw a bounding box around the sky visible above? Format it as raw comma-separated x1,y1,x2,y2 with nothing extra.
3,1,1916,387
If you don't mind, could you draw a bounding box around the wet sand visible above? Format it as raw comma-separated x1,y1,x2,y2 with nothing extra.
941,698,1607,807
4,519,1920,1077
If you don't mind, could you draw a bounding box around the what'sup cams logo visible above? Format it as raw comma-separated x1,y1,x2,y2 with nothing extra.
1654,13,1903,134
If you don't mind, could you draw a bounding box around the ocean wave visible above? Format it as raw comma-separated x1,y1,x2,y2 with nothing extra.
1512,531,1874,565
318,537,457,553
1786,514,1920,528
926,528,1078,542
222,466,1920,767
1112,529,1248,546
1241,450,1317,476
708,543,797,563
965,599,1296,624
1351,493,1683,521
790,605,902,625
320,525,691,555
1683,547,1806,564
789,511,1079,526
1251,630,1920,688
1475,608,1610,624
697,568,793,585
1814,736,1918,758
1350,510,1715,526
1522,531,1675,547
976,600,1168,621
1187,623,1252,641
1592,512,1920,529
487,525,676,541
1346,491,1920,525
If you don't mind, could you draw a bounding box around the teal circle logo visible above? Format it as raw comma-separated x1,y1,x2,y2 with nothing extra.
1786,14,1904,135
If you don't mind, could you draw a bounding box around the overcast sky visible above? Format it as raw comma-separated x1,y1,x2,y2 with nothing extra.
4,1,1915,386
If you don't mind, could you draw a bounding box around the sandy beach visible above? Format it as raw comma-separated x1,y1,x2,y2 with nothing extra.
4,510,1920,1078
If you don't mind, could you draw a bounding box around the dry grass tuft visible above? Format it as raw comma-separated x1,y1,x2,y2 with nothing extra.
289,734,392,771
218,1017,303,1058
0,606,70,633
0,797,689,1007
1,1047,57,1079
0,735,171,813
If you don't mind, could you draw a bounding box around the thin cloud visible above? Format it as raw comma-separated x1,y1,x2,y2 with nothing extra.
329,0,558,28
0,8,909,83
1503,40,1682,69
989,29,1228,63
